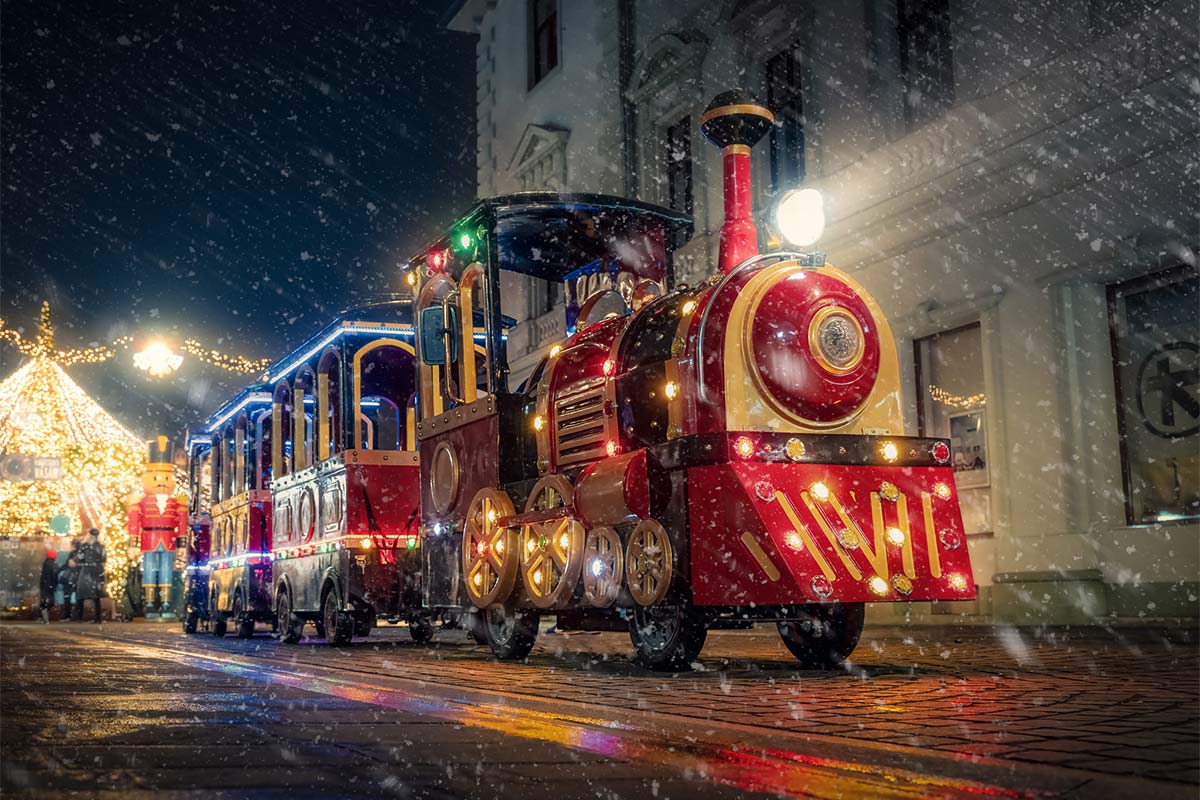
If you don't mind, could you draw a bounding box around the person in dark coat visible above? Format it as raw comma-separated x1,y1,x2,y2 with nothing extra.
74,529,107,624
39,549,58,624
58,541,80,622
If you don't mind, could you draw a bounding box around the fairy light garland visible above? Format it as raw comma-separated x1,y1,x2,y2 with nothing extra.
179,339,270,374
929,384,987,409
0,303,267,375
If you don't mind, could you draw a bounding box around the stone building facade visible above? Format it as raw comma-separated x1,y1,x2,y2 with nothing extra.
447,0,1199,623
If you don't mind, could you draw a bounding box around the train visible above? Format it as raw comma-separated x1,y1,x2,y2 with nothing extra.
181,91,976,670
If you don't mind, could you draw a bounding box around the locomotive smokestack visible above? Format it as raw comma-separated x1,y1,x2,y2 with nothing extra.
699,90,774,273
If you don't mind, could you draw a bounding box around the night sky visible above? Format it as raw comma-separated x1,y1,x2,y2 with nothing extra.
1,0,476,438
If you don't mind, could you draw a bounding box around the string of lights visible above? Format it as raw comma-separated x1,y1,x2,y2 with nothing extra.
0,303,267,375
180,339,271,375
929,383,987,409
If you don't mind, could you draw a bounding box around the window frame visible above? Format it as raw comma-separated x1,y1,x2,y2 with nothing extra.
765,39,806,193
1106,264,1200,527
527,0,560,91
897,0,955,130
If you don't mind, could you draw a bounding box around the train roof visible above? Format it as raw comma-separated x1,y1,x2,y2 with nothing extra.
192,298,411,434
412,193,694,282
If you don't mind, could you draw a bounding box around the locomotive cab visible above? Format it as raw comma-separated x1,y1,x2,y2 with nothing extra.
410,195,691,654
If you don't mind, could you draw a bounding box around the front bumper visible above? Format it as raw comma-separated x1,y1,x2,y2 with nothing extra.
685,442,976,606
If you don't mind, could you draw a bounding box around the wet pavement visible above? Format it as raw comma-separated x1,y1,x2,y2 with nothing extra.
0,620,1195,799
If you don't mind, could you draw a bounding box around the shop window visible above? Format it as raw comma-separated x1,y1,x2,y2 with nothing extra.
765,40,805,192
664,116,693,216
528,0,558,89
1107,267,1199,525
914,323,990,533
898,0,954,129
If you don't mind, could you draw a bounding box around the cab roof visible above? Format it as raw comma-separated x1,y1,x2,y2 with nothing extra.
409,193,693,283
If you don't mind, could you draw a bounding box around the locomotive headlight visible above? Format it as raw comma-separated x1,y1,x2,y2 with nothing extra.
774,188,825,247
808,307,864,375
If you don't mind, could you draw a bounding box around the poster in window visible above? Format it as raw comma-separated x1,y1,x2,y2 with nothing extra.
1109,267,1199,525
949,410,988,489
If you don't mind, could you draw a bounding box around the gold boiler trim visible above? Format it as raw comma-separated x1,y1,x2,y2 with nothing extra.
721,260,903,435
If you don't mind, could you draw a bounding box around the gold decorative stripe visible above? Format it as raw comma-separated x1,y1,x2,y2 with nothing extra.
800,491,863,581
722,144,751,156
699,103,775,125
774,491,835,581
922,492,942,578
895,492,916,579
740,532,781,582
831,493,887,580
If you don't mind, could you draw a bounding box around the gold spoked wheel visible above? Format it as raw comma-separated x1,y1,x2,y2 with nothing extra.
625,519,673,606
462,488,518,608
520,475,584,609
582,525,624,608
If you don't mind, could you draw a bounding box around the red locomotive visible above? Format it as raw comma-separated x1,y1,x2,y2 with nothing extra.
408,90,975,668
183,91,975,669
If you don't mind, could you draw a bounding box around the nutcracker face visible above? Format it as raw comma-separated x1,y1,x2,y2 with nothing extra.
142,463,176,496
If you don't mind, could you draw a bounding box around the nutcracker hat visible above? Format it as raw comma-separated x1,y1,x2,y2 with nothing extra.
147,435,175,464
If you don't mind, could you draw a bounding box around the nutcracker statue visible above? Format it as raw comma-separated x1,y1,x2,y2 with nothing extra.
127,436,188,618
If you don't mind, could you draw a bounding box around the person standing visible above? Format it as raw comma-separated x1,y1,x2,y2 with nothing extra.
58,541,80,622
74,529,107,624
38,549,58,624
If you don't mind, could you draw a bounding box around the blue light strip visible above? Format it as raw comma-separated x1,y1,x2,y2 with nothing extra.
206,392,273,433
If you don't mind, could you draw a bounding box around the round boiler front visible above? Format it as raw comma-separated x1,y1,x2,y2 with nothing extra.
745,270,880,425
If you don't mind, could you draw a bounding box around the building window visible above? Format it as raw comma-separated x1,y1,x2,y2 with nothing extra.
897,0,954,129
664,116,692,216
1107,267,1199,525
528,0,558,89
914,323,991,534
766,41,805,192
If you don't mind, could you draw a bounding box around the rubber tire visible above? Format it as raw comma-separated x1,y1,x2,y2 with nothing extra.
483,606,539,660
628,606,707,671
322,591,354,646
233,594,255,639
354,610,376,639
276,591,303,644
211,615,227,638
777,603,866,669
408,617,435,644
183,611,199,634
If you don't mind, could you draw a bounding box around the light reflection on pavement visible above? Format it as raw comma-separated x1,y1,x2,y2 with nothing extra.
2,622,1195,799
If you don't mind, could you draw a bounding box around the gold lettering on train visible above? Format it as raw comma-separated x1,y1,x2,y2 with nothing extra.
829,493,887,581
800,491,863,581
922,492,942,578
894,492,917,579
773,490,835,582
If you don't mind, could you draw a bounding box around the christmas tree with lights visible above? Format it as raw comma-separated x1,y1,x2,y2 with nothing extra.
0,302,145,589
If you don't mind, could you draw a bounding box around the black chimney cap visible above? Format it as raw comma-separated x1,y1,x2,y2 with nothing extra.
699,89,774,150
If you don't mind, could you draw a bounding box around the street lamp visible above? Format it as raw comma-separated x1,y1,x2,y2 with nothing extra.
133,341,183,377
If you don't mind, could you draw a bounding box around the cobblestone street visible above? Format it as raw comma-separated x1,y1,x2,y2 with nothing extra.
1,621,1195,798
